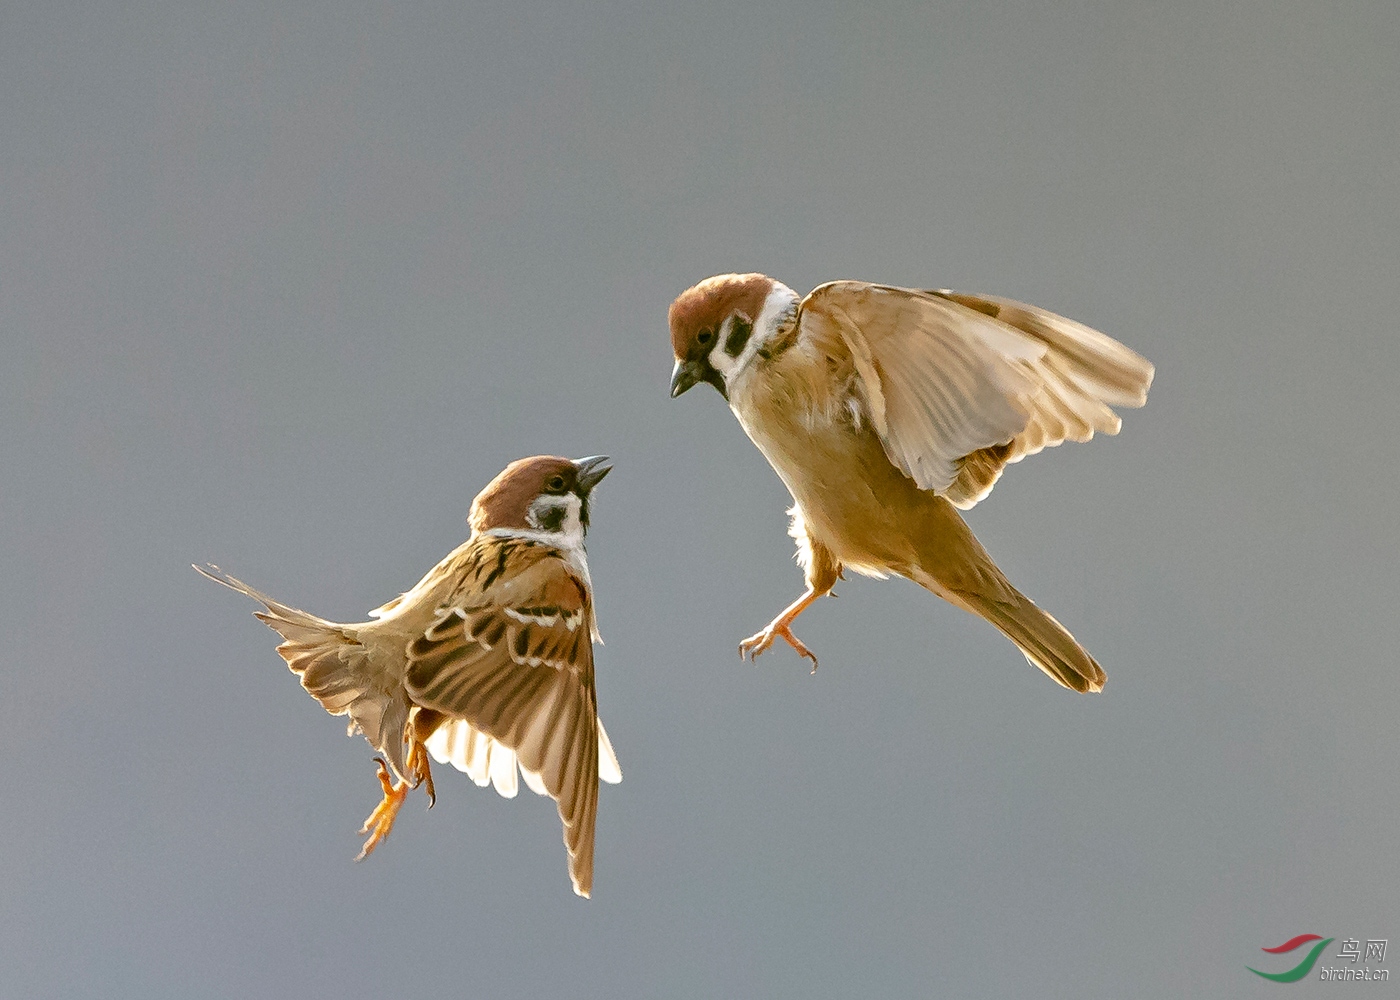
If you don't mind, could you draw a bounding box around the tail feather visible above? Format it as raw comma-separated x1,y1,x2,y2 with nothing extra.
956,587,1105,693
195,564,412,778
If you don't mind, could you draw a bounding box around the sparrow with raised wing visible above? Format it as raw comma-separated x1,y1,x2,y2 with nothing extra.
669,274,1153,691
197,454,621,897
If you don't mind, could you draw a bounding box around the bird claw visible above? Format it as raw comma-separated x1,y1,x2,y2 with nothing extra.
354,743,435,860
411,743,436,809
739,622,819,673
356,758,410,861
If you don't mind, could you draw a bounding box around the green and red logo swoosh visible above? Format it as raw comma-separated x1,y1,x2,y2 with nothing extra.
1248,935,1334,982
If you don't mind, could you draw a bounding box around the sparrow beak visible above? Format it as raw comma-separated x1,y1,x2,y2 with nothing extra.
572,455,612,494
670,359,726,400
670,360,699,398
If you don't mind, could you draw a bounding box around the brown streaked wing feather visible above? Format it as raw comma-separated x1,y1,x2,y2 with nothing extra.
797,282,1152,509
945,441,1015,510
932,290,1154,507
402,541,602,896
933,291,1154,408
798,282,1040,498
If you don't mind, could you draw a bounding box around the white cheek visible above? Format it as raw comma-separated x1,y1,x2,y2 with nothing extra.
560,495,584,541
707,339,736,377
711,289,798,388
527,494,584,544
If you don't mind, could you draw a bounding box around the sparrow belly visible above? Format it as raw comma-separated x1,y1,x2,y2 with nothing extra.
736,395,1015,601
736,399,924,575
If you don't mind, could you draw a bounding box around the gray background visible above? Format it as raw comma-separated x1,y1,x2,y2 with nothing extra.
2,0,1396,997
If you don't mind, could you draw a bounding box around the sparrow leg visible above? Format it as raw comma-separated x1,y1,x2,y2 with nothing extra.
740,587,822,672
410,739,436,808
355,742,435,861
356,758,408,861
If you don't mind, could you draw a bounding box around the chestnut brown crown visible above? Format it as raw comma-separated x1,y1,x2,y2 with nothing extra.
668,273,772,361
469,455,612,534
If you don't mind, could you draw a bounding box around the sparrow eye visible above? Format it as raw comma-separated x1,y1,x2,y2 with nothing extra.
696,329,714,346
547,476,566,492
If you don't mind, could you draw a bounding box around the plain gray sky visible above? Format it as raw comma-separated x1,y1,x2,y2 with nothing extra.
2,0,1397,997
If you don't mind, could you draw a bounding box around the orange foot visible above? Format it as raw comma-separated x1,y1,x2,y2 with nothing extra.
355,744,435,861
356,758,409,861
739,621,819,673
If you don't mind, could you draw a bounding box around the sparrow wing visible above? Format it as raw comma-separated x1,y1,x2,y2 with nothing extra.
798,282,1153,508
425,715,622,795
403,539,608,897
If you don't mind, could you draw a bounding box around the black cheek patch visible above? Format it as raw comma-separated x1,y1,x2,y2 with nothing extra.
724,317,753,357
536,506,566,532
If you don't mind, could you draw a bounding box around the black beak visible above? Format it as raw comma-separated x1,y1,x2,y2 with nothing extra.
572,455,612,494
670,360,699,398
670,359,727,400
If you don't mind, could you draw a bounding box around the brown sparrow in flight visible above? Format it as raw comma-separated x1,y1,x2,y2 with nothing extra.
669,274,1153,692
197,455,621,897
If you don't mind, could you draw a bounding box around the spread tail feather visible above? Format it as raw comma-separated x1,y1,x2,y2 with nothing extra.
195,564,412,778
955,587,1105,693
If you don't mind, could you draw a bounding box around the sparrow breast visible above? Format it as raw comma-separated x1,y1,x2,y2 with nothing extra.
730,353,926,578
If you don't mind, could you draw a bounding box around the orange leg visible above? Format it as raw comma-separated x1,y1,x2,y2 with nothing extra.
412,740,436,808
739,587,823,673
355,742,435,861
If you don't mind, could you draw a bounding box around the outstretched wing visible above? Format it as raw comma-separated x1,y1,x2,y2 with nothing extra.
797,282,1154,508
403,540,609,897
425,716,621,798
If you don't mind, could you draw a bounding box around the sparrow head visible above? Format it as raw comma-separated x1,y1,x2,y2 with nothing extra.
669,272,799,400
468,455,612,546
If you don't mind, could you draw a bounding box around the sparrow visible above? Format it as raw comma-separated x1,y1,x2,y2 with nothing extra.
669,274,1154,691
196,455,621,897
